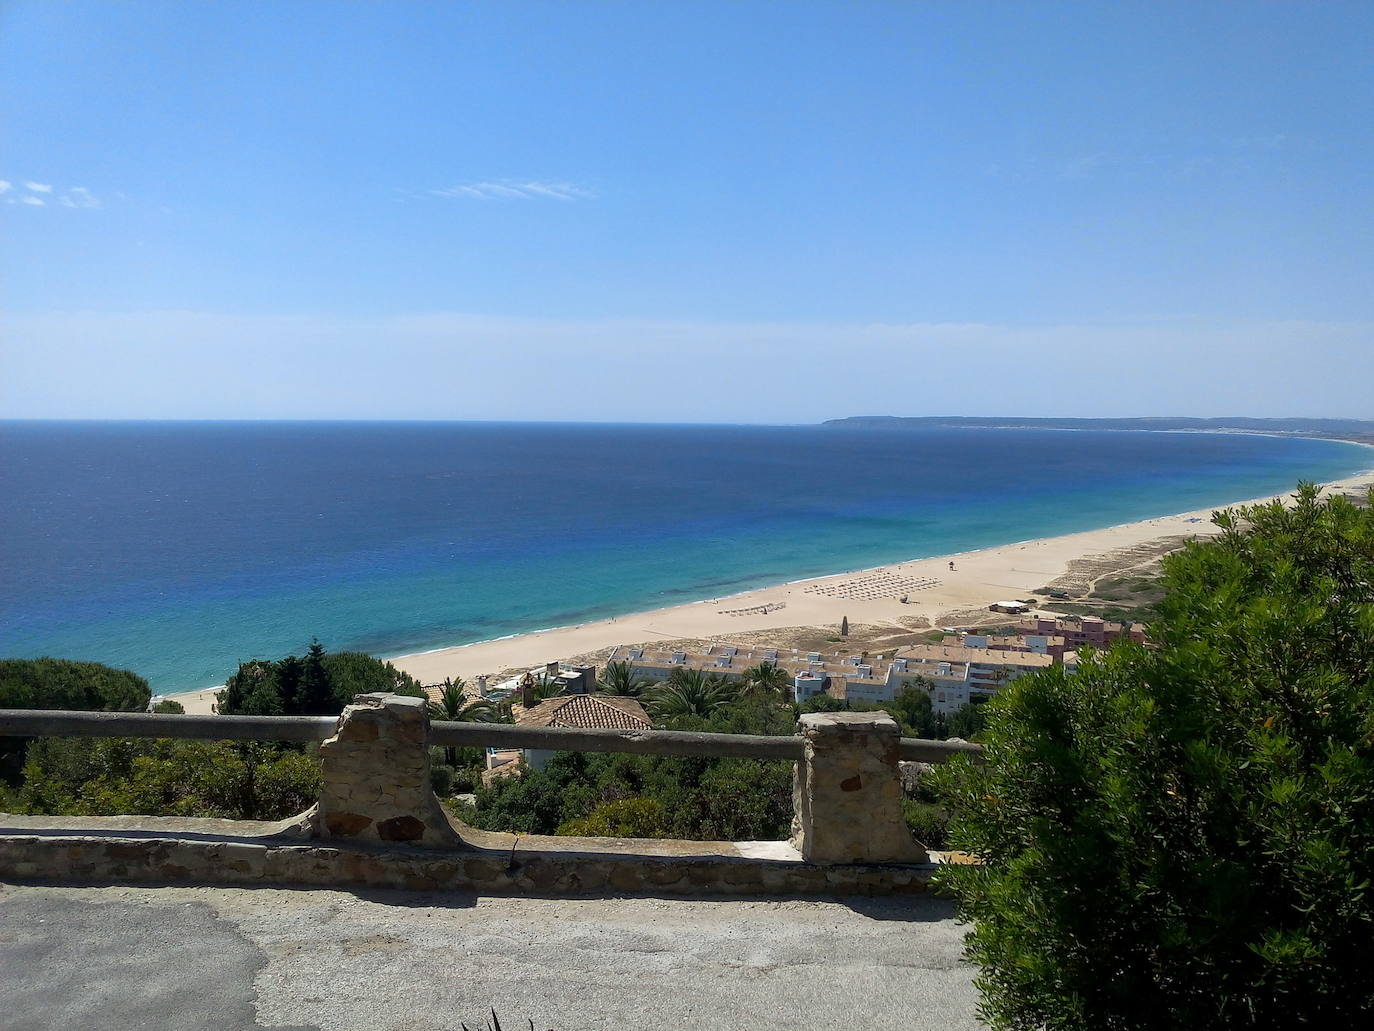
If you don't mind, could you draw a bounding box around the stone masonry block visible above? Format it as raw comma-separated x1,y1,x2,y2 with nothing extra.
790,711,923,865
307,692,467,850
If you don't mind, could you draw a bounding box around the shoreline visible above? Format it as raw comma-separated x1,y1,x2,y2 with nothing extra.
160,458,1374,713
377,465,1374,689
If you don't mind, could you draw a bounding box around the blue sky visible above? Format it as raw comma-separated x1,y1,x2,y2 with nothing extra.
3,1,1371,421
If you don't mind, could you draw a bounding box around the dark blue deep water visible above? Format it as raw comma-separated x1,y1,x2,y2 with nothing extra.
2,421,1368,691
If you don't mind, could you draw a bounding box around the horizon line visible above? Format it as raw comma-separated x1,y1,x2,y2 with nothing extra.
2,414,1373,427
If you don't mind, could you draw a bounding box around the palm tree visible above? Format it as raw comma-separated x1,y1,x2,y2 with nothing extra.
597,660,651,697
515,669,566,707
648,668,738,721
428,676,494,766
531,671,566,701
741,661,790,697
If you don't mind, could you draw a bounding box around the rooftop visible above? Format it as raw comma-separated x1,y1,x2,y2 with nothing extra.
895,644,1058,669
514,693,652,731
1020,614,1130,633
945,634,1067,648
611,643,906,682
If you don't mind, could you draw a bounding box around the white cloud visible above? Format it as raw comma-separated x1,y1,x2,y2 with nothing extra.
428,179,594,202
2,179,104,209
60,187,101,209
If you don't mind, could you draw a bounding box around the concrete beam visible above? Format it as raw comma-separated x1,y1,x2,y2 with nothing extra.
430,720,805,760
0,709,982,763
0,710,335,742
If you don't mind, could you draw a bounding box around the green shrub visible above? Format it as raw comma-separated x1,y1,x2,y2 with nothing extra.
466,746,794,842
558,797,670,838
450,765,480,794
444,795,479,824
946,701,987,740
430,764,455,797
901,799,948,850
0,657,151,712
932,485,1374,1028
430,761,487,798
218,644,424,717
0,658,153,783
6,737,320,821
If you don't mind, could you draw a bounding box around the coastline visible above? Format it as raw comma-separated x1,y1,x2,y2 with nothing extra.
377,465,1374,689
158,454,1374,714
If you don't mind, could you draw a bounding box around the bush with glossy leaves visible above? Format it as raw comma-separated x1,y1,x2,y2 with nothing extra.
932,484,1374,1028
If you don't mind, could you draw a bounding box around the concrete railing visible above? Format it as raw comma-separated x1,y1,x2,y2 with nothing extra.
0,708,982,764
0,710,337,743
1,696,982,865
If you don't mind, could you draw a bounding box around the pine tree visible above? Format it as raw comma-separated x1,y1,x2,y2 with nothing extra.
275,656,304,715
298,639,334,715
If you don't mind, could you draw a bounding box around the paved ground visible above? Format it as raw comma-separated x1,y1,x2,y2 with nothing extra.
0,882,984,1030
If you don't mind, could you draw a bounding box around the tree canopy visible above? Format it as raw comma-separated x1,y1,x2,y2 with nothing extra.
4,737,319,821
1,646,420,818
0,658,150,713
740,661,790,696
217,645,424,717
463,695,796,841
646,668,738,720
932,484,1374,1028
0,657,153,782
597,661,651,697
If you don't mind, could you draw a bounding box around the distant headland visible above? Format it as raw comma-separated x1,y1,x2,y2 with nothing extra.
822,416,1374,444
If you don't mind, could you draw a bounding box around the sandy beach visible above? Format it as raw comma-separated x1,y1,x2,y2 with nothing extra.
383,469,1374,688
162,467,1374,713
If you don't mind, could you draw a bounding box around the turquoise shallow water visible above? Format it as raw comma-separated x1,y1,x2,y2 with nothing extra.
1,421,1368,692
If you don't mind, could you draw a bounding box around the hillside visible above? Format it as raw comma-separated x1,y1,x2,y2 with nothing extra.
822,416,1374,443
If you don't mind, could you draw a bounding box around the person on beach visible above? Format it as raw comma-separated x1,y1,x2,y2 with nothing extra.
949,560,955,571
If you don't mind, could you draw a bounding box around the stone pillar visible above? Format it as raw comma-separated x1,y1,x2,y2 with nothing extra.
790,711,923,865
309,693,465,849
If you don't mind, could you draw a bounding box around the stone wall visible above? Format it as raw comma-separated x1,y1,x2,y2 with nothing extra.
0,694,940,895
0,819,937,897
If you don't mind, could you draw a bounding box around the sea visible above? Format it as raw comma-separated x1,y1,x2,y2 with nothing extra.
2,421,1368,694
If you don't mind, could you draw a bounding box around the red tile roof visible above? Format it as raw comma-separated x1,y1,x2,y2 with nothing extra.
514,694,652,731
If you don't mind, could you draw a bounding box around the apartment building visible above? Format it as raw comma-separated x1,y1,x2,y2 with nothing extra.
604,638,1068,717
945,632,1069,661
1016,615,1147,650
